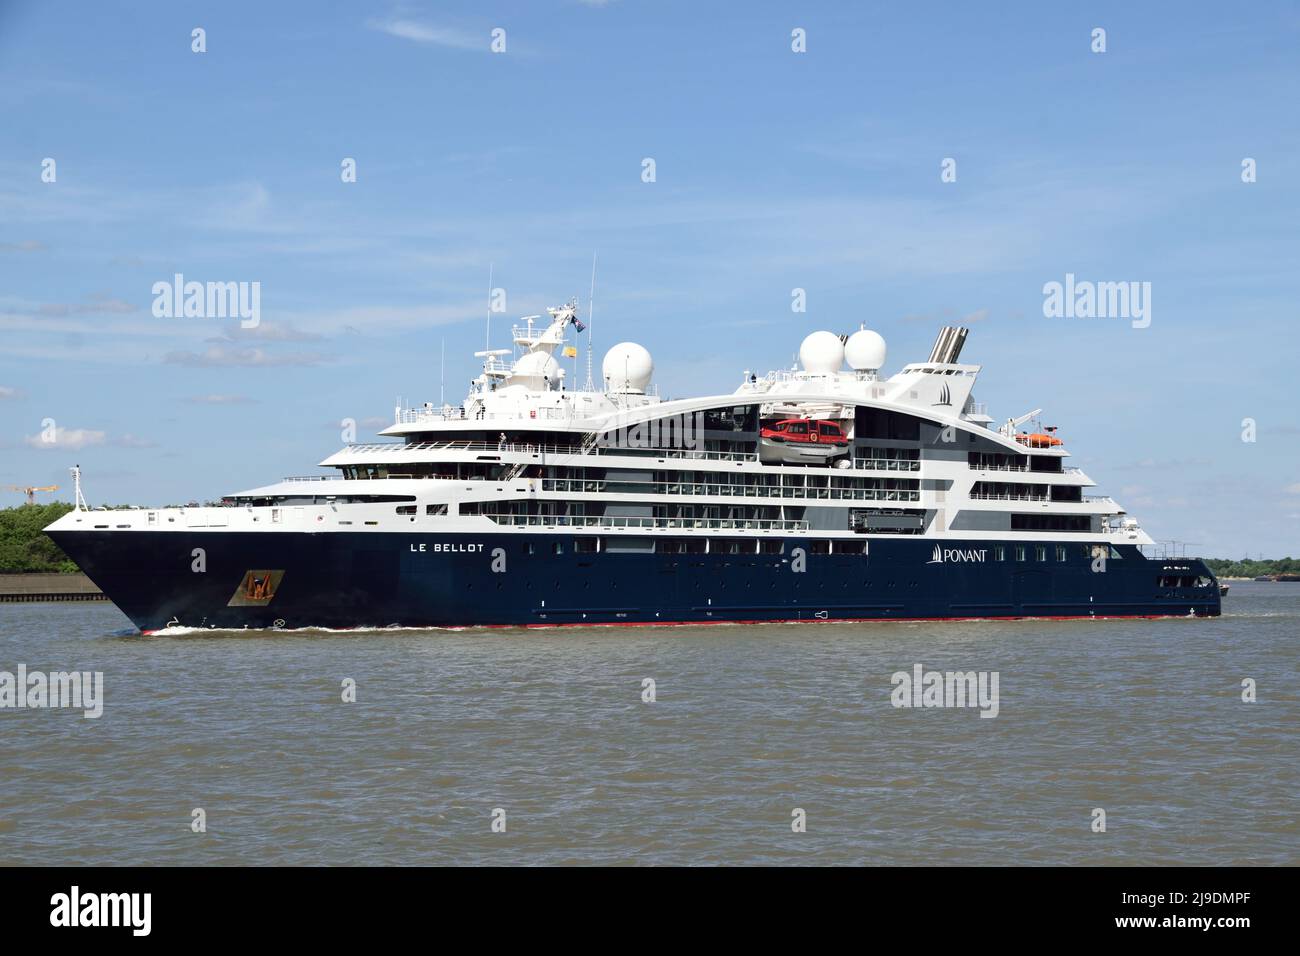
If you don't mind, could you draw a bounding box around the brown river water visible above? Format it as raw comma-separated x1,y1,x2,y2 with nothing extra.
1,582,1296,865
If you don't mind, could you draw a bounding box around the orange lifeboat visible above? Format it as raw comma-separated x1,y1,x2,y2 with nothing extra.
1015,432,1063,448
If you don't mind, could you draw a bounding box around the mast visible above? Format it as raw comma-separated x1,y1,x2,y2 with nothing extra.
585,252,596,391
485,262,494,355
70,464,88,512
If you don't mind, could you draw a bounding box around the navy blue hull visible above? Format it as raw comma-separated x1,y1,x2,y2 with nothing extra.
47,530,1222,632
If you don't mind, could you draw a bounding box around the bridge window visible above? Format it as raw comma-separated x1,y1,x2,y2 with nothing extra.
856,407,922,441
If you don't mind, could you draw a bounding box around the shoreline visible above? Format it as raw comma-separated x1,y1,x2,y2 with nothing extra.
0,572,106,603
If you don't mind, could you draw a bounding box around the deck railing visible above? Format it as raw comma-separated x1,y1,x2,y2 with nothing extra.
853,458,921,472
540,477,919,503
480,513,810,532
338,439,759,463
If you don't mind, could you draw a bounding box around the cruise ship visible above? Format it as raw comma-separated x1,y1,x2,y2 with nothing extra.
46,303,1221,631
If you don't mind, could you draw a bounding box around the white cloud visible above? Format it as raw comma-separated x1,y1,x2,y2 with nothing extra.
24,428,106,450
207,321,323,344
162,345,329,368
35,297,137,317
0,240,45,253
275,301,480,335
0,385,21,400
366,18,484,51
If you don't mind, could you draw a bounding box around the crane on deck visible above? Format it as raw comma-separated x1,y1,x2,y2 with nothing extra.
998,408,1043,439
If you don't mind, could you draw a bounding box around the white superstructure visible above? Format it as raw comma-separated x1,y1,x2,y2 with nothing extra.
53,305,1149,552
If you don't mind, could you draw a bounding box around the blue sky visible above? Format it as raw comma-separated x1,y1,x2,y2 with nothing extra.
1,0,1297,557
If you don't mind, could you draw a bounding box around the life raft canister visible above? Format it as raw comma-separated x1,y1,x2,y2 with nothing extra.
809,431,819,443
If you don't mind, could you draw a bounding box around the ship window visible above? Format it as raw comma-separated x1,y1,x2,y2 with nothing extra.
1015,546,1026,562
574,537,599,554
1035,545,1047,562
1056,545,1067,562
994,546,1005,561
553,541,564,555
425,504,448,516
759,539,785,554
522,542,535,555
810,540,831,554
396,505,416,516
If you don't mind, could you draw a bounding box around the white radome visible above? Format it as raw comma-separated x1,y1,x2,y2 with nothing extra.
799,331,844,375
508,351,560,389
844,329,887,370
603,342,654,393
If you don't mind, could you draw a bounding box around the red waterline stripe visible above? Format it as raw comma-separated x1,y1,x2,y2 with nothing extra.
142,612,1204,635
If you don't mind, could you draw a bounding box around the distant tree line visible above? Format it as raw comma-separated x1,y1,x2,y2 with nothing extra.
0,502,78,573
1202,557,1299,578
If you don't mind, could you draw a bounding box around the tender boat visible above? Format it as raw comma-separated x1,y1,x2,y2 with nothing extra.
758,418,851,465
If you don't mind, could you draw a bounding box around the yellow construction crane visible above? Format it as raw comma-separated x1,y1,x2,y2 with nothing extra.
4,484,59,506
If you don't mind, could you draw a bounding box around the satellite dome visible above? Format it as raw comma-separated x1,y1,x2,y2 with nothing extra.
507,351,560,390
603,342,654,393
799,331,844,375
844,329,887,370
